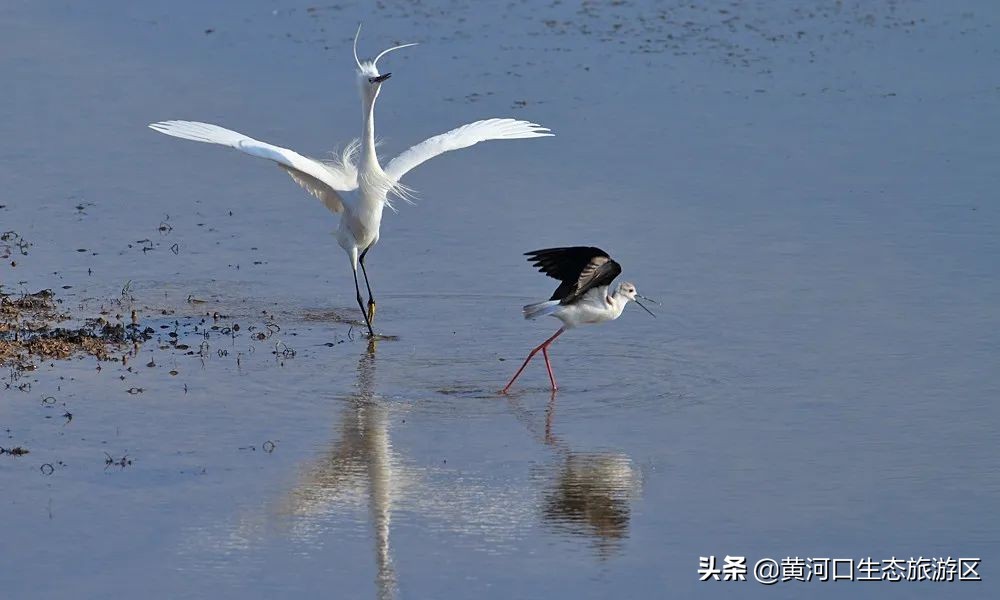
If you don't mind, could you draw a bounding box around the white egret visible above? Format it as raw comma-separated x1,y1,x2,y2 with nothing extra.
149,26,552,337
501,247,656,393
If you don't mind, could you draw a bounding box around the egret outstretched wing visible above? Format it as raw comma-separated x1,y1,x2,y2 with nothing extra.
384,118,552,182
149,120,356,213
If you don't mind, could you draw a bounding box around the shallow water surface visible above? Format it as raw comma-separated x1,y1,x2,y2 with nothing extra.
1,1,998,598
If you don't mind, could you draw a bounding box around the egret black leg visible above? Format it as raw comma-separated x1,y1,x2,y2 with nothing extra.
359,247,376,323
353,267,375,338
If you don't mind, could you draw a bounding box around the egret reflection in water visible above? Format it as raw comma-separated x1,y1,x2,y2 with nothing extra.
187,346,642,599
280,343,401,599
171,347,643,598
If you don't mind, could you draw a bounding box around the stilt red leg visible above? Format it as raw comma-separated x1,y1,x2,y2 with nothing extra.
500,348,539,394
542,346,558,391
501,328,564,394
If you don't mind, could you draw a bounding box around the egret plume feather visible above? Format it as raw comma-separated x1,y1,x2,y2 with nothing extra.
373,43,419,69
353,23,363,71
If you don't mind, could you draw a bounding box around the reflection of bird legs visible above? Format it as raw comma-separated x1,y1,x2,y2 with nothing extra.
283,345,397,598
354,345,398,600
544,391,558,446
507,390,565,452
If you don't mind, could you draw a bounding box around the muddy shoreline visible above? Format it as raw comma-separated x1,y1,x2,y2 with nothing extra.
0,288,152,369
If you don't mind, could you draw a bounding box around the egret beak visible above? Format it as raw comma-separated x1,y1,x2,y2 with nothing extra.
372,73,391,83
634,298,656,318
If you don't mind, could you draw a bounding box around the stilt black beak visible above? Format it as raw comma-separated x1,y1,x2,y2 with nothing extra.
634,298,656,317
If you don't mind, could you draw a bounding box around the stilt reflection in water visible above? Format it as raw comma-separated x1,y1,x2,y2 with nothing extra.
511,393,642,556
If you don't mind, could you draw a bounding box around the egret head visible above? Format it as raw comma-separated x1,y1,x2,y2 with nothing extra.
618,282,657,317
352,24,417,102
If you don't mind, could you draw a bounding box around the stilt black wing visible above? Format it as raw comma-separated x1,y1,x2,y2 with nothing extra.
525,247,622,304
559,258,622,304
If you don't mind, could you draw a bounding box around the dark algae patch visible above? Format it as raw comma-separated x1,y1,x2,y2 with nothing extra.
0,289,152,367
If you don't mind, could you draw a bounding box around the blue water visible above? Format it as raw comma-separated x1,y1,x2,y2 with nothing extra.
1,1,998,598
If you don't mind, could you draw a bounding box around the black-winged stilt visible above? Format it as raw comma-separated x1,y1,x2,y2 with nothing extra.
501,246,656,393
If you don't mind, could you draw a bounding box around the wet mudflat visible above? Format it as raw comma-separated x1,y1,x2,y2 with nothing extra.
1,1,999,598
